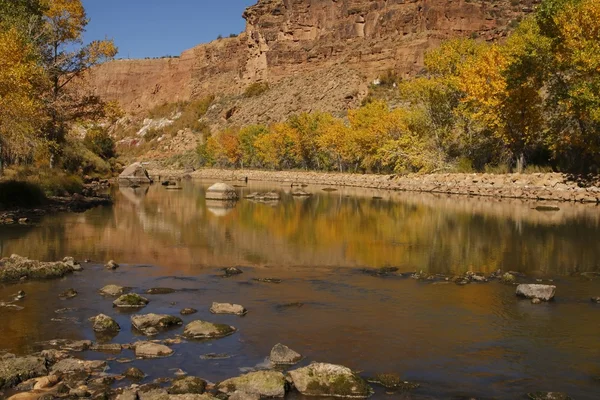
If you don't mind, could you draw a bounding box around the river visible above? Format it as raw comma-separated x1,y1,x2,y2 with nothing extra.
1,180,599,399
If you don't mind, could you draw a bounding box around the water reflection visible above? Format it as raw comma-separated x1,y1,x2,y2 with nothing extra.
1,181,599,275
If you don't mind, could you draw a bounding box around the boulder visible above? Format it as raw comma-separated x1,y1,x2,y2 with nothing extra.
118,162,153,186
105,260,119,270
183,320,236,339
288,363,372,398
133,341,173,358
210,302,247,316
0,255,75,283
168,376,207,394
501,273,516,284
228,392,260,400
131,314,183,334
516,284,556,301
223,267,243,277
91,314,120,333
269,343,302,365
100,284,126,296
124,367,145,380
113,293,149,308
217,371,286,398
205,183,238,201
0,356,47,389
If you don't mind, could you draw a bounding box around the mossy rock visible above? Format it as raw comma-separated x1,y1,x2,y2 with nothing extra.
0,255,74,283
113,293,149,308
217,371,286,397
92,313,120,333
183,320,236,339
131,313,183,333
501,273,517,284
289,363,372,398
168,376,207,394
0,356,48,389
369,373,420,390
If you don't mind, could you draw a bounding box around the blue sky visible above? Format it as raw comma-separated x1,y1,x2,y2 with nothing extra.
82,0,257,59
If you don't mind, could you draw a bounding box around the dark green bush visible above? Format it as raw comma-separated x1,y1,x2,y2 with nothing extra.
0,180,47,208
244,82,270,98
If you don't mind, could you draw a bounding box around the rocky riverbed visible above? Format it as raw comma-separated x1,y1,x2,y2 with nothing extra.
0,254,594,399
147,168,600,204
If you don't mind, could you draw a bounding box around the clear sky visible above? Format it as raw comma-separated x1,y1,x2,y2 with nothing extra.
82,0,257,59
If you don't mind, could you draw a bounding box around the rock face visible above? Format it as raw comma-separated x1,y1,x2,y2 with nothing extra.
183,320,236,339
516,284,556,301
0,356,47,389
0,255,75,283
92,313,120,333
134,341,174,358
217,371,286,398
210,302,247,316
289,363,372,398
118,163,153,186
131,313,183,334
206,183,239,200
269,343,302,365
85,0,535,127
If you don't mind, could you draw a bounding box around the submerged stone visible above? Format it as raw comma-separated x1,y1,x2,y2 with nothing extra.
145,287,177,295
269,343,302,365
516,284,556,301
180,308,198,315
58,288,78,299
183,320,236,339
370,373,420,390
105,260,120,270
217,370,286,398
113,293,149,308
527,392,573,400
124,367,145,380
289,362,372,398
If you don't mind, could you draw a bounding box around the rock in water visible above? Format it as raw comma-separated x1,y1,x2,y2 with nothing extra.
100,284,126,296
105,260,119,270
183,320,236,339
0,357,47,390
58,288,78,299
501,272,516,284
113,293,149,308
118,162,153,186
210,302,247,316
180,308,198,315
168,376,207,394
133,341,173,358
217,371,286,398
269,343,302,365
131,313,183,334
516,284,556,301
289,363,372,398
228,391,261,400
223,267,243,277
206,183,238,200
0,254,75,283
92,314,120,333
124,367,145,380
145,287,177,294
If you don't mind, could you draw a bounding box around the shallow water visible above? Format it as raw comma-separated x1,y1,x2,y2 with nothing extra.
1,181,600,399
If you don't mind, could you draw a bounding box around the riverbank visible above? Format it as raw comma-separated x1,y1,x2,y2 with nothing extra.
147,168,600,204
0,195,112,225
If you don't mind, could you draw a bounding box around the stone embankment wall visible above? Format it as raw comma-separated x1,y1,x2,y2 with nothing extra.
148,168,600,204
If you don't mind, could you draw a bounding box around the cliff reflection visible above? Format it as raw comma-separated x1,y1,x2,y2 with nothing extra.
1,182,599,275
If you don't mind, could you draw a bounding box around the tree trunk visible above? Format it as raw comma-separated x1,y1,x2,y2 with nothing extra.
516,153,525,174
0,142,3,177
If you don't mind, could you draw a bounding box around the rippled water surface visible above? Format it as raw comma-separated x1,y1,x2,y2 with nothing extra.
1,181,600,399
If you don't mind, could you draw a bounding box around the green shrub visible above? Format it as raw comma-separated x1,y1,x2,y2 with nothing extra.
244,82,270,98
37,173,83,196
0,180,47,208
61,139,112,176
84,127,116,160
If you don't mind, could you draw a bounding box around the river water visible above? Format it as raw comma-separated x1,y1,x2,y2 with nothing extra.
1,181,599,399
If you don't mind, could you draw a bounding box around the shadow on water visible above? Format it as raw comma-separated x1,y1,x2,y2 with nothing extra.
0,180,600,399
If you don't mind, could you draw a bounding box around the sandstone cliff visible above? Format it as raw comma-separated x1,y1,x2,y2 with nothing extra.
86,0,537,117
